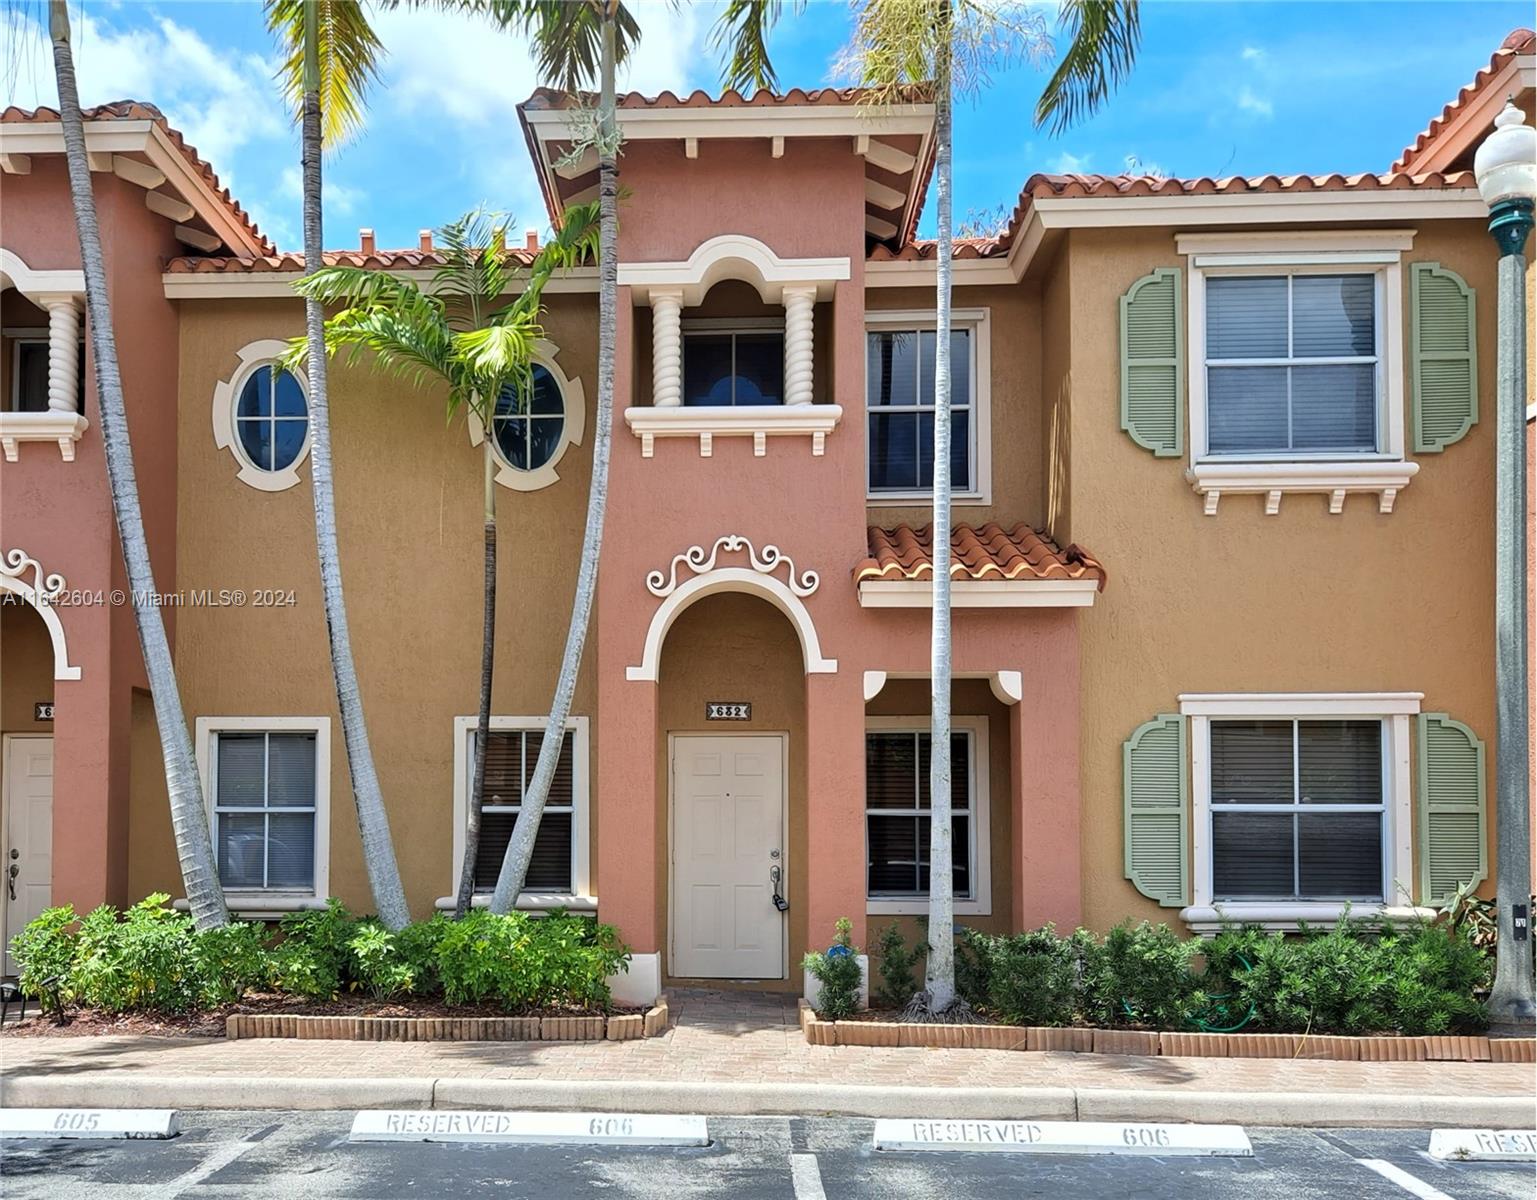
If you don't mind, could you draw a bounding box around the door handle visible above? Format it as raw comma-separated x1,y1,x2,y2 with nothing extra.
6,864,16,902
769,864,788,913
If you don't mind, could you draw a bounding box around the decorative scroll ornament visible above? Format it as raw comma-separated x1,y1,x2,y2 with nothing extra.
646,535,820,598
2,547,67,603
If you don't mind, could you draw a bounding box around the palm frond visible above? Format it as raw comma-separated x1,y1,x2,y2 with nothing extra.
294,264,438,312
322,305,460,395
1034,0,1140,134
432,209,517,328
494,0,639,93
711,0,803,95
265,0,385,147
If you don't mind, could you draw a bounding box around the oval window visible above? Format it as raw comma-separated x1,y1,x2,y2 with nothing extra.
492,364,565,471
235,365,309,472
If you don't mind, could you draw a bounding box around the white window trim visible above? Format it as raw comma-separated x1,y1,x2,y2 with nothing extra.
864,714,992,916
194,715,331,907
864,307,992,506
439,715,593,912
7,329,47,411
211,339,312,493
1176,692,1430,933
466,340,586,493
1180,235,1418,516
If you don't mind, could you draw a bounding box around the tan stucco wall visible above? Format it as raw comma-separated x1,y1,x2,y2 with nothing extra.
0,606,55,733
150,293,598,917
1060,221,1505,931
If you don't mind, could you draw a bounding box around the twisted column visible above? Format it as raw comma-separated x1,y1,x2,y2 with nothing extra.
651,289,683,407
783,286,815,406
44,296,81,414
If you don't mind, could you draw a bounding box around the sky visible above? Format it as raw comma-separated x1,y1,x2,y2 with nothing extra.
2,1,1528,252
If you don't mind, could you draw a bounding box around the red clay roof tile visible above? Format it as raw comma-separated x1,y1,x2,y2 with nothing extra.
1393,28,1534,174
857,522,1106,589
163,248,544,274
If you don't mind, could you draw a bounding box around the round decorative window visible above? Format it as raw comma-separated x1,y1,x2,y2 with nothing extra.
492,364,565,471
236,365,309,472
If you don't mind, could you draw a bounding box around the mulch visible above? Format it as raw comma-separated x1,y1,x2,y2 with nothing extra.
0,991,631,1039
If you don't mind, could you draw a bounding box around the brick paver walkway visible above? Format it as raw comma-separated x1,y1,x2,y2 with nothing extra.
1,989,1530,1096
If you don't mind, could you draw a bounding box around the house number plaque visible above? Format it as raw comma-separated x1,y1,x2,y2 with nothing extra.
34,702,54,721
706,701,751,721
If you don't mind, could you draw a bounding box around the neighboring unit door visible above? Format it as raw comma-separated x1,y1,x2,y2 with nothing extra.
671,735,786,979
3,736,53,977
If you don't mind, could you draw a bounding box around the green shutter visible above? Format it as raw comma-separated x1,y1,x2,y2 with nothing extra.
1411,263,1478,452
1417,713,1488,905
1119,267,1184,457
1123,713,1188,907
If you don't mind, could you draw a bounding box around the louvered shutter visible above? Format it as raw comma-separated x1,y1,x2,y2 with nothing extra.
1411,263,1478,452
1123,714,1188,906
1417,713,1488,905
1119,267,1184,456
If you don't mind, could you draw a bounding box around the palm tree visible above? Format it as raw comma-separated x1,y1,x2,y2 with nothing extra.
293,207,599,919
734,0,1138,1016
486,1,638,913
267,0,410,928
45,1,228,928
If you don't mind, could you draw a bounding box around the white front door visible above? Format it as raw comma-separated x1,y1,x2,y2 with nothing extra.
671,735,786,980
3,736,53,977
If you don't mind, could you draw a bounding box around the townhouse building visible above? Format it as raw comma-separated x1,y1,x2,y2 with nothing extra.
1,30,1531,1003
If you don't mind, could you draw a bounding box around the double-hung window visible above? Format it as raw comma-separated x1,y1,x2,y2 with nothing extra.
199,717,330,901
1204,272,1381,458
866,323,975,495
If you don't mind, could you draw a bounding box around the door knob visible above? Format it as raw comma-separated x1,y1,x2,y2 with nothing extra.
769,864,788,913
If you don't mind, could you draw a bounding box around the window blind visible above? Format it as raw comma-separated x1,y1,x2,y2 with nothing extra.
214,731,317,891
866,328,973,492
866,730,972,897
472,729,575,893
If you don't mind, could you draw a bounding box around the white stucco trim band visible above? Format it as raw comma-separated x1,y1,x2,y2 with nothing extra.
624,404,842,458
858,578,1099,608
620,234,849,306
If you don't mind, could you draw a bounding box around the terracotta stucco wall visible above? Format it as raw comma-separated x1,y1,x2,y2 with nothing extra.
156,293,597,915
1061,221,1504,931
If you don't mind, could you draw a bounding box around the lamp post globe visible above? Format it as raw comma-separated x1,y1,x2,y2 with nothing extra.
1475,97,1535,1037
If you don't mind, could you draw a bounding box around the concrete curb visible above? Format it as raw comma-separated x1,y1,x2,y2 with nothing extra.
2,1074,1531,1127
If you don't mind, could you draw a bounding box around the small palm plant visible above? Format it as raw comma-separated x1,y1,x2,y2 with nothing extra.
289,204,598,919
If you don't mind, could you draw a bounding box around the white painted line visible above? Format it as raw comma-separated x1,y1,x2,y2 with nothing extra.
1357,1158,1458,1200
873,1119,1252,1156
1428,1129,1537,1161
164,1140,257,1197
790,1152,828,1200
349,1110,708,1146
0,1109,180,1140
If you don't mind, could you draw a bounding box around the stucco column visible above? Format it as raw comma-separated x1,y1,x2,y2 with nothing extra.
782,286,816,406
804,671,867,949
40,294,81,414
1009,611,1083,931
651,289,683,408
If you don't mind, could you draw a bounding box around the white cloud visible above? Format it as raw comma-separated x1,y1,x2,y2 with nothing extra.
1241,45,1265,62
1048,150,1091,174
1236,86,1274,119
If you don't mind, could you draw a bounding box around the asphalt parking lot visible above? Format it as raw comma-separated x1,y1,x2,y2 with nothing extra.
3,1113,1535,1199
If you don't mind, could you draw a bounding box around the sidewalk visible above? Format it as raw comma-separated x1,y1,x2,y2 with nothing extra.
2,990,1531,1126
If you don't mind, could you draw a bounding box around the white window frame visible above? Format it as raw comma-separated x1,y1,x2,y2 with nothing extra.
442,715,593,912
1177,692,1427,933
1180,232,1418,515
211,339,312,493
864,308,992,506
194,715,331,908
864,714,992,916
467,341,586,494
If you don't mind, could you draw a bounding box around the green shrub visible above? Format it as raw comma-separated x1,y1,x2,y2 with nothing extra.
955,926,993,1009
984,925,1082,1026
874,923,923,1010
8,905,80,1019
69,896,210,1014
195,920,272,1005
432,909,626,1011
270,900,359,999
803,917,862,1019
1087,922,1201,1029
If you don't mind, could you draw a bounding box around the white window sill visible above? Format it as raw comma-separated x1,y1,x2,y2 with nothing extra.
0,411,88,462
868,898,990,917
172,895,325,919
433,893,597,913
624,404,842,459
1186,459,1419,515
1179,903,1436,935
867,493,989,508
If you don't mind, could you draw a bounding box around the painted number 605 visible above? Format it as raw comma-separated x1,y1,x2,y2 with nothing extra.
54,1112,101,1131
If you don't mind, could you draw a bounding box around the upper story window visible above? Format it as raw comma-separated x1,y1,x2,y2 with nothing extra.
212,339,313,493
1205,273,1380,458
682,323,784,407
492,363,565,471
9,335,49,412
865,309,990,503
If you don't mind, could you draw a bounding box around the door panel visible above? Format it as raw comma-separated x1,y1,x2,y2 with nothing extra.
672,735,785,979
4,737,53,977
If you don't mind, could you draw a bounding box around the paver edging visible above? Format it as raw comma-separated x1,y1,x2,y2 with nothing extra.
796,1017,1499,1063
224,1010,660,1043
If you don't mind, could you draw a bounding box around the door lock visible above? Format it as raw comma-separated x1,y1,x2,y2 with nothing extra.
769,864,788,913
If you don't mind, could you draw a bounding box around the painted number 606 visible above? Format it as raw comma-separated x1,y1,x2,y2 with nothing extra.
589,1117,634,1137
1122,1126,1170,1147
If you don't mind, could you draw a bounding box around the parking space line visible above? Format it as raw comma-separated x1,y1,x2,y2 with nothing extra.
165,1140,258,1198
789,1152,828,1200
1357,1158,1459,1200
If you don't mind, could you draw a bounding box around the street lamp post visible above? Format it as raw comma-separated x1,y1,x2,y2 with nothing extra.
1474,98,1536,1037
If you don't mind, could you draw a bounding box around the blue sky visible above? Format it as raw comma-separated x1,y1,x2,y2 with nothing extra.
3,1,1528,251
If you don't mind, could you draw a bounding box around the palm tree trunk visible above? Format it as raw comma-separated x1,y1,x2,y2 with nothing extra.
489,4,618,913
300,1,409,930
47,1,228,929
456,436,498,919
923,6,957,1012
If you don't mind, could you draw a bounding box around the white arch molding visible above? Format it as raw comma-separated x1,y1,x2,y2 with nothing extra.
626,568,837,682
618,234,850,306
1,548,83,681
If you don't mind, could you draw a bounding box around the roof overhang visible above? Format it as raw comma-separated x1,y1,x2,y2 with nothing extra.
857,578,1100,608
0,118,266,257
163,266,599,300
